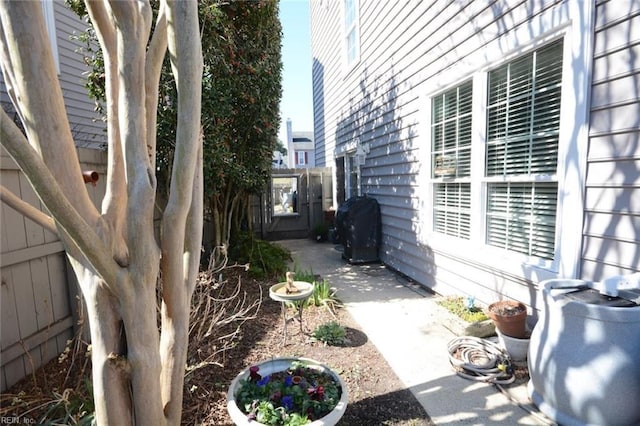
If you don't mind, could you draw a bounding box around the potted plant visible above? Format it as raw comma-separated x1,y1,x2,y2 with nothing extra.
227,357,348,426
487,300,527,339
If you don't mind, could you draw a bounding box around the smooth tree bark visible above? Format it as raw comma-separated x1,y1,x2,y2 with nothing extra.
0,1,203,425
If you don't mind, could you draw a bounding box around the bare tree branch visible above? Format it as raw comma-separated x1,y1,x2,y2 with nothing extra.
0,185,56,234
145,1,168,171
0,109,120,290
158,1,203,423
0,1,98,218
85,0,130,266
109,0,158,264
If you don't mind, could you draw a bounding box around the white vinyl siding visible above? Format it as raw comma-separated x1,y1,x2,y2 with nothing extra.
581,0,640,280
311,0,595,306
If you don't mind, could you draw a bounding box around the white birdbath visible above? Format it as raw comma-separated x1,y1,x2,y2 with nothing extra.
269,280,314,343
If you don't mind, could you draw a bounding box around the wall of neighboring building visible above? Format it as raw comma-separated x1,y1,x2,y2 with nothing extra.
53,1,107,149
292,132,316,168
310,0,619,314
0,1,106,149
581,0,640,281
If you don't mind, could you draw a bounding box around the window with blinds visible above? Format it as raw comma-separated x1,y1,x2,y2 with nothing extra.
431,81,473,239
434,183,471,239
485,40,563,259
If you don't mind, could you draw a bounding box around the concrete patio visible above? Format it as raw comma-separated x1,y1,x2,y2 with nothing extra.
279,239,556,425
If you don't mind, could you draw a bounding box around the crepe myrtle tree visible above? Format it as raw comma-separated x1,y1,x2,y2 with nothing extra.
0,1,202,425
68,0,283,264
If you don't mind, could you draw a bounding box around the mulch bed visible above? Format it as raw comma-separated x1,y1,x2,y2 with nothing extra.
1,268,433,425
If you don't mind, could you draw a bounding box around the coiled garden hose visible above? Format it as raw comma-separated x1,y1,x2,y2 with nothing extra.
447,336,515,385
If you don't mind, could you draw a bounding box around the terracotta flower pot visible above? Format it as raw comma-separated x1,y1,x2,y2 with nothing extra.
487,300,527,338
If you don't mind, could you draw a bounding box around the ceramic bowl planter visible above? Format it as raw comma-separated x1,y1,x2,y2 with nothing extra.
487,300,527,338
227,357,348,425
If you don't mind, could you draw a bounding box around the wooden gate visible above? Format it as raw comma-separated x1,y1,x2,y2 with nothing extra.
251,168,333,241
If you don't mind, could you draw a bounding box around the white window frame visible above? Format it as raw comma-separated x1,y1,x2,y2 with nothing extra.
342,0,360,70
419,0,593,283
347,153,360,197
483,40,564,261
430,80,474,240
297,151,307,166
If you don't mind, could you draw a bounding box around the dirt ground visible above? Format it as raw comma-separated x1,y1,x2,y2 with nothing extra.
1,267,433,425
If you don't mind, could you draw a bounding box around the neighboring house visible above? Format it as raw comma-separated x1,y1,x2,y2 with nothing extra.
272,149,287,168
310,0,639,316
0,0,107,391
284,118,316,168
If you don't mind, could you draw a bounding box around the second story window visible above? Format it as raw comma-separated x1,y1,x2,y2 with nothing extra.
297,151,308,166
343,0,359,67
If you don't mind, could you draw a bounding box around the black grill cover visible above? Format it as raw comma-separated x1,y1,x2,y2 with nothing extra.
335,196,381,263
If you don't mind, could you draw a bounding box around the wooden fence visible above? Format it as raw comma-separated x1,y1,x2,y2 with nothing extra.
1,147,107,392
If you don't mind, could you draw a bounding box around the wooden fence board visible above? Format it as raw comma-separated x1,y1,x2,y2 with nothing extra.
48,254,70,322
0,269,20,350
20,173,46,247
31,257,54,330
2,171,27,251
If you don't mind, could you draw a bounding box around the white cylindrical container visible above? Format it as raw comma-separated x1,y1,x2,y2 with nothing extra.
528,279,640,426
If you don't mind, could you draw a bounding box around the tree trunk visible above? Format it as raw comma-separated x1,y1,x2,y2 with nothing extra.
0,1,203,424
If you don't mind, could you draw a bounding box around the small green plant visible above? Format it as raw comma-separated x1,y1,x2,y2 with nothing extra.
309,279,341,314
292,268,316,284
312,321,347,346
38,377,95,425
437,296,488,323
286,269,341,316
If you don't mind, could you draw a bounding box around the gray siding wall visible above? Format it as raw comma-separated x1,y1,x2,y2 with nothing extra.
581,0,640,280
0,0,106,149
311,0,622,315
53,0,106,149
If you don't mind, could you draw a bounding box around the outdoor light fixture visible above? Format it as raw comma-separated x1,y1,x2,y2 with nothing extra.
355,143,369,166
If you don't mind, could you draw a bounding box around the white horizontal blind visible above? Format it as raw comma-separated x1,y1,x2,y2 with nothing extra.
485,40,563,259
486,182,558,258
434,183,471,238
432,81,473,239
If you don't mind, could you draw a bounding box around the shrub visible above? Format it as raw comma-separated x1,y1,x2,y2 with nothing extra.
229,232,291,279
286,270,341,315
312,321,346,346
